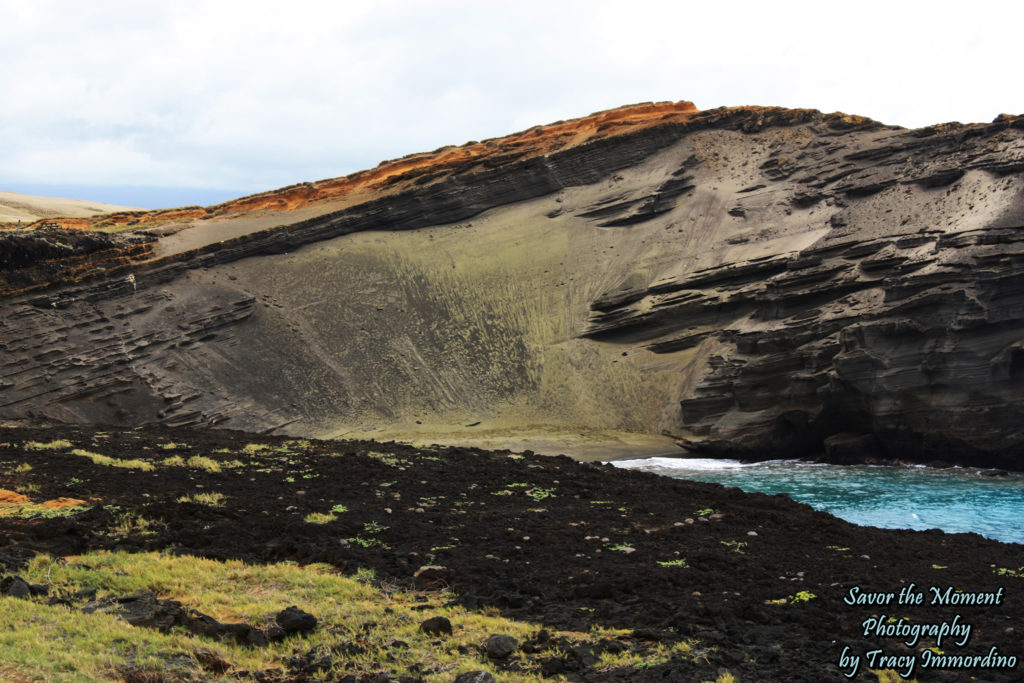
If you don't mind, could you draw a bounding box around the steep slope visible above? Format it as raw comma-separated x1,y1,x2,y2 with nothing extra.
2,102,1023,467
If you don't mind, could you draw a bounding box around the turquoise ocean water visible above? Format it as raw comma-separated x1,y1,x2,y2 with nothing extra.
612,458,1024,545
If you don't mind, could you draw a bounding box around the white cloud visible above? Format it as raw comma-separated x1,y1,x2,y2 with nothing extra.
1,0,1022,203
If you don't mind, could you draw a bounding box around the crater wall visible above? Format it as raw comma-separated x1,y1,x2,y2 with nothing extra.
3,104,1023,467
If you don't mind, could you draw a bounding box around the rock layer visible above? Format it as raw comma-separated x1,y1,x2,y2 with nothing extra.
595,224,1024,466
1,101,1023,467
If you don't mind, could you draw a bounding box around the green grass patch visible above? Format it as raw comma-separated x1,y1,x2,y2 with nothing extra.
657,559,690,568
0,594,228,681
70,449,155,472
176,492,225,507
185,456,222,473
304,512,338,524
526,487,555,501
364,451,410,467
154,455,242,472
103,512,165,538
430,538,460,552
362,521,388,534
502,483,555,501
0,504,92,520
720,540,747,554
767,590,818,606
2,550,708,681
71,448,114,466
24,440,73,450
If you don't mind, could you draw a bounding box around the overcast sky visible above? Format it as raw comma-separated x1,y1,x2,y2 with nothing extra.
2,0,1022,208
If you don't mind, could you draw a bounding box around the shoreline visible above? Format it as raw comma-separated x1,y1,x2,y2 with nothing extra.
321,426,685,463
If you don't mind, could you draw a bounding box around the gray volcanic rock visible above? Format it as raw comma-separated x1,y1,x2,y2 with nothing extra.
1,102,1023,468
598,221,1024,466
485,634,518,659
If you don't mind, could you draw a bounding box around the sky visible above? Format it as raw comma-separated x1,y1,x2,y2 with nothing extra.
2,0,1022,209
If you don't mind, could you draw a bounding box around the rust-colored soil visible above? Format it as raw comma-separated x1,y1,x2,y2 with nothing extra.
0,489,30,504
40,496,88,509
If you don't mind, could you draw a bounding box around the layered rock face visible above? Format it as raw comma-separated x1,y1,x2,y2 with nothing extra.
0,228,156,296
2,102,1023,467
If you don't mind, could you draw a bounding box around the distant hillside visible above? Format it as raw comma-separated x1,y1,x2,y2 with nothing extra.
0,190,140,227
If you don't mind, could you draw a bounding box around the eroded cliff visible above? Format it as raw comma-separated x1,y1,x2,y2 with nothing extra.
2,102,1023,467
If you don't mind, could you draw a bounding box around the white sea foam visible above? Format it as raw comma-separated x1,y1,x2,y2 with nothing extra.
610,457,811,473
611,457,749,471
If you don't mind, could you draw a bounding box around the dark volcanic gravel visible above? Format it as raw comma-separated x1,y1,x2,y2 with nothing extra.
1,424,1021,682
